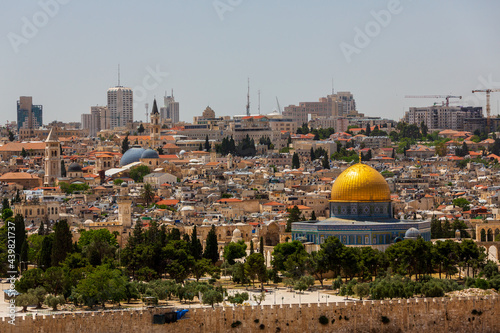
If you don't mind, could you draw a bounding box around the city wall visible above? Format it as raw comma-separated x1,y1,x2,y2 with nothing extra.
1,296,499,333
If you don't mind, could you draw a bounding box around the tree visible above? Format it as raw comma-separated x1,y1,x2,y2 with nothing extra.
205,135,210,152
321,236,345,278
286,205,301,232
322,153,330,169
272,241,309,278
354,283,370,300
190,226,203,260
121,134,130,154
129,165,150,183
310,147,316,161
39,234,54,270
310,211,316,221
306,250,328,287
245,253,267,289
453,198,470,212
16,268,44,293
227,292,249,305
51,220,73,266
141,183,155,207
294,275,315,293
43,267,65,295
8,130,14,142
73,265,127,308
223,240,247,265
259,236,264,254
61,160,66,177
249,240,254,254
292,152,300,169
44,294,65,311
420,121,428,137
203,225,219,264
16,293,36,312
29,286,47,309
137,123,145,134
435,142,448,157
192,258,213,282
202,289,223,308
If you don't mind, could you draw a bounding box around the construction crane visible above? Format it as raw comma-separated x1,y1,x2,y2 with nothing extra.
472,89,500,127
405,95,462,106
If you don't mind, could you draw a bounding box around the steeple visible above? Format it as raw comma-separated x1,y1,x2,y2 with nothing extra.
46,127,58,142
152,99,159,115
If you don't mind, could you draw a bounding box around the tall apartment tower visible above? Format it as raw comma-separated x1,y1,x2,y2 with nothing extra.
81,106,110,137
150,99,160,148
107,86,133,129
17,96,43,139
160,91,179,124
44,128,61,185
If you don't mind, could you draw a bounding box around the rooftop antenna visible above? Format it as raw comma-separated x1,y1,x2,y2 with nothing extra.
258,90,261,115
145,103,149,122
331,77,334,95
246,78,250,116
117,64,120,86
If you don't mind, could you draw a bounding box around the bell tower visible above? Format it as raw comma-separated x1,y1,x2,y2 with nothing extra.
44,128,61,185
150,98,160,149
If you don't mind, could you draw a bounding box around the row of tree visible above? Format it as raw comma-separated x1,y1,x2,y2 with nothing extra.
268,237,488,289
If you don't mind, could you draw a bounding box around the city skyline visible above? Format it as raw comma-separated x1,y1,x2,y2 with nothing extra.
1,1,500,125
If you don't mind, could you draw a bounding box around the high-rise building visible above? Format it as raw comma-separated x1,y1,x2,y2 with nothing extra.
404,106,483,131
81,106,110,137
107,86,133,129
17,96,43,139
160,92,179,124
283,92,358,127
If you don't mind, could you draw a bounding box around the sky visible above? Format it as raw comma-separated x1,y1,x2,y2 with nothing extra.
1,0,500,126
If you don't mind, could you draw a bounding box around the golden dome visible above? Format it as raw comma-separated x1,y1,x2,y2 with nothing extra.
330,163,391,202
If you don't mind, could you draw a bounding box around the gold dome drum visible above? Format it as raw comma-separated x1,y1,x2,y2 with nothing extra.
330,163,391,202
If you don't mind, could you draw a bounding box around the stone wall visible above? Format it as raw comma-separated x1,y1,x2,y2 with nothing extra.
1,296,499,333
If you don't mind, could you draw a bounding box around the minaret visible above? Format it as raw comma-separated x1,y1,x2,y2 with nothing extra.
44,128,61,185
150,99,160,148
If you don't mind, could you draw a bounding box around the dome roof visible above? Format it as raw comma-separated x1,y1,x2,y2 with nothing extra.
331,163,391,202
405,227,421,239
120,146,146,166
141,149,159,159
233,228,241,236
67,162,83,173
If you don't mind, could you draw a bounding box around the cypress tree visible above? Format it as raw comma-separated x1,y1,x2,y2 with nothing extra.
259,236,264,254
14,214,26,262
203,225,219,264
204,135,210,152
292,152,300,169
249,240,254,254
191,226,203,260
310,147,315,161
322,154,330,169
39,235,53,270
121,134,130,154
51,220,73,266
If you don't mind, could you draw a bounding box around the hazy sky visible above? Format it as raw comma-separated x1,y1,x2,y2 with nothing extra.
2,0,500,125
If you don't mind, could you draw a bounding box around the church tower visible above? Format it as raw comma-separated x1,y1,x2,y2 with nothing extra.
150,99,160,149
118,195,132,229
44,128,61,185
